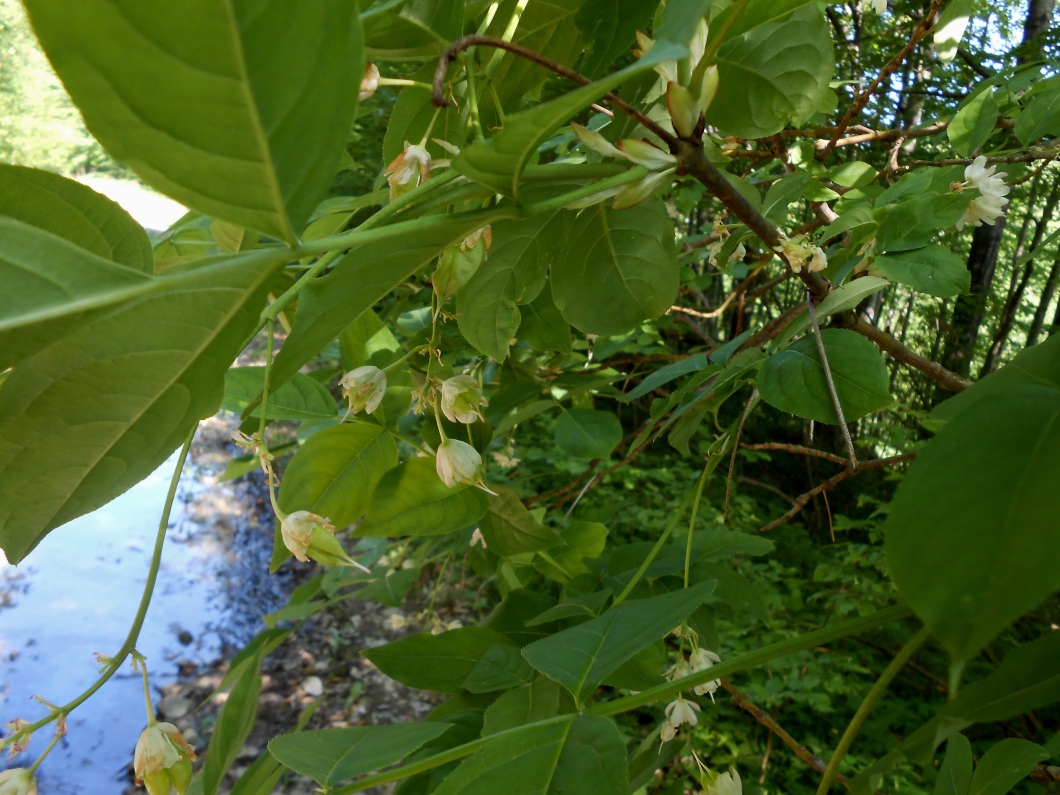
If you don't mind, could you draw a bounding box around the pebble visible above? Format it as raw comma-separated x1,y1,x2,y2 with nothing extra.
158,693,193,720
301,675,324,697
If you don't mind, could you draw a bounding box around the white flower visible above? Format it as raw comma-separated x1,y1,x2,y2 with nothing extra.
774,235,827,273
957,155,1009,231
385,142,432,201
660,722,678,743
340,366,387,416
280,510,370,570
689,647,722,699
440,375,488,424
359,63,379,102
0,769,37,795
706,768,743,795
664,695,701,729
133,722,195,795
470,527,487,548
435,439,496,494
861,0,886,13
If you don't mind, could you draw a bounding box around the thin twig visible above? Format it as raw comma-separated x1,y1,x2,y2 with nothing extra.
742,443,847,466
806,290,858,469
722,680,845,783
840,316,972,392
822,0,943,156
432,35,677,146
758,454,915,533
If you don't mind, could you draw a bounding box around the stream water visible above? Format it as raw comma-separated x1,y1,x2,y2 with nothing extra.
0,431,287,793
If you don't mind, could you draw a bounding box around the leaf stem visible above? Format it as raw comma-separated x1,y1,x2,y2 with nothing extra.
815,625,931,793
805,290,857,468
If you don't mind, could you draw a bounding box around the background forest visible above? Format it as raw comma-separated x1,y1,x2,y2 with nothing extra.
0,1,1058,794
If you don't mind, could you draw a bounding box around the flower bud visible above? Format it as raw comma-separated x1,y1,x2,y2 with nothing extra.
385,142,432,201
280,510,370,571
615,139,677,170
359,63,380,102
440,375,488,424
133,722,195,795
340,366,387,416
435,439,496,494
667,82,698,138
0,769,37,795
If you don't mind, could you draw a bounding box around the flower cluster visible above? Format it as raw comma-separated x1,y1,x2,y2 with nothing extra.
660,642,724,741
385,141,434,201
433,376,496,495
774,233,827,274
706,220,746,269
957,155,1009,231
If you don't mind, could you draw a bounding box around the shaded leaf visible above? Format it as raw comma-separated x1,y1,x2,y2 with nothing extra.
875,246,971,298
363,627,513,694
479,487,561,557
223,367,338,420
555,409,623,460
934,734,972,795
968,739,1048,795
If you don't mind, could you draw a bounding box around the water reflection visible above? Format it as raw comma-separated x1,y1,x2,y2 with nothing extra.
0,438,284,793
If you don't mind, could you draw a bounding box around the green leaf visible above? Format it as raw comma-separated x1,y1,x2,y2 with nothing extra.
876,193,971,252
555,409,623,460
270,208,510,393
941,631,1060,727
201,648,265,795
354,458,489,539
551,201,678,336
522,582,714,699
362,626,514,693
453,41,686,198
479,487,561,557
435,716,627,795
23,0,364,242
0,217,153,371
457,213,557,361
815,276,890,318
363,0,461,59
935,0,972,62
0,165,151,272
949,89,999,157
222,367,338,420
518,287,573,355
621,353,711,402
1015,76,1060,145
886,387,1060,663
931,334,1060,427
269,723,450,786
576,0,655,78
875,246,971,298
535,521,609,582
463,644,537,693
482,679,575,736
0,250,285,563
278,424,398,528
707,6,833,139
934,734,972,795
968,739,1048,795
708,0,818,48
756,328,893,424
762,172,811,222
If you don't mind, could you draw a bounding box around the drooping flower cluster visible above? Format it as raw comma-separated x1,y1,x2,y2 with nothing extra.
706,220,746,269
957,155,1010,231
433,375,496,495
774,233,827,274
440,374,488,424
660,638,725,742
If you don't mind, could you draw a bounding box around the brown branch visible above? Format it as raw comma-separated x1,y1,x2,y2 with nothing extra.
742,443,848,466
840,316,972,393
758,454,916,533
822,0,944,156
736,476,797,507
721,680,845,784
432,35,677,146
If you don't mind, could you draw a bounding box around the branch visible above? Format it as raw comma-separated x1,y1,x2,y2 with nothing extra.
758,454,916,533
722,680,846,784
432,35,676,146
742,443,848,466
840,316,972,393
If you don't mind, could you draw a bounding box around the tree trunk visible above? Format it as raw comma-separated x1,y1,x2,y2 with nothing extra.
1026,247,1060,347
980,176,1060,373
